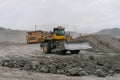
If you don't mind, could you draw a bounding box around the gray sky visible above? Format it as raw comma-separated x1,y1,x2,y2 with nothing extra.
0,0,120,33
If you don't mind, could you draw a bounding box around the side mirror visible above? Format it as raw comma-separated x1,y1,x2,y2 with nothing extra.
50,31,53,34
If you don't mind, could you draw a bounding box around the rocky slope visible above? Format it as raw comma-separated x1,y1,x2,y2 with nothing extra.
1,52,120,77
73,35,120,53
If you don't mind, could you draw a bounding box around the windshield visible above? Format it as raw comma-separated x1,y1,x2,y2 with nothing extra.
54,29,65,36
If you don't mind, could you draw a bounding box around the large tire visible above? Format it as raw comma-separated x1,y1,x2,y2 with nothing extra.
43,42,51,54
27,40,30,44
70,50,80,54
70,50,75,54
74,50,80,54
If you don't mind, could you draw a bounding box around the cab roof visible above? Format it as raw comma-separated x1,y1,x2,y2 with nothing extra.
54,26,65,29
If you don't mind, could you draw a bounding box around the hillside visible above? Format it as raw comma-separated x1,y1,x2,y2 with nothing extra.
94,28,120,38
0,27,7,30
0,27,26,43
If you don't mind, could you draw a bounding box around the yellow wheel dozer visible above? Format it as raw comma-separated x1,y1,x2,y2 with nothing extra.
41,26,91,55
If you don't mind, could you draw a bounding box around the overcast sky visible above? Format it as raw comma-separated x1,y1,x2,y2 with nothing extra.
0,0,120,33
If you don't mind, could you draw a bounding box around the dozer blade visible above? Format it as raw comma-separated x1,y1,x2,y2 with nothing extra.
64,42,92,50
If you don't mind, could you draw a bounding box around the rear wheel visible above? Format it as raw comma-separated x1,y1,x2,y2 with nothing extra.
74,50,80,54
70,50,75,54
70,50,80,54
43,42,51,54
57,50,66,55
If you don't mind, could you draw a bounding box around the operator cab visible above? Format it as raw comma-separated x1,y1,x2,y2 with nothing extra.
53,26,65,36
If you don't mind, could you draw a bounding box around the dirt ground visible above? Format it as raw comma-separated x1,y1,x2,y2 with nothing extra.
0,66,120,80
1,66,120,80
0,43,120,80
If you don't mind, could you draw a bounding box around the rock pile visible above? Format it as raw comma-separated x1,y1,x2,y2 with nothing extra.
75,35,120,53
1,54,120,77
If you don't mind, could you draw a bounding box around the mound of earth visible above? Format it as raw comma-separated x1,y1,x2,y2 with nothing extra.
72,35,120,53
1,54,120,77
0,29,26,43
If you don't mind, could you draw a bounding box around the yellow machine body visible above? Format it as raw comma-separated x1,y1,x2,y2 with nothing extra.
41,26,91,55
26,30,43,44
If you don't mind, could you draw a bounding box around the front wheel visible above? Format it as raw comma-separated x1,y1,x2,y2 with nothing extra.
27,40,31,44
43,42,51,54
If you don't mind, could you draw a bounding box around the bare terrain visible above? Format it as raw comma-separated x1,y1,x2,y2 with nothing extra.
0,43,119,80
0,28,120,80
